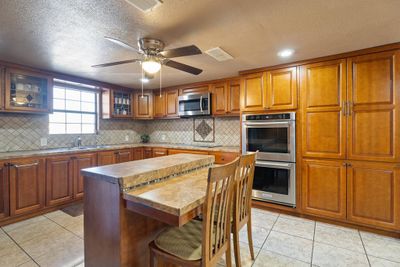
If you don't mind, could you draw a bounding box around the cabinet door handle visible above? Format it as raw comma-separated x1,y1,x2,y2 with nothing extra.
9,162,39,168
154,152,165,155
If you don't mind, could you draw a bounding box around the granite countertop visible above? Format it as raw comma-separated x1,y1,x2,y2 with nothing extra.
0,143,240,161
123,167,210,216
81,153,215,191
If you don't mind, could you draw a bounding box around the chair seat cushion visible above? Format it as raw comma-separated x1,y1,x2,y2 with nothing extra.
155,220,203,261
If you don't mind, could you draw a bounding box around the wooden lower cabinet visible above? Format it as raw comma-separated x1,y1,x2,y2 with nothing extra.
152,148,168,157
46,156,74,206
133,147,144,160
0,163,9,219
144,148,153,159
347,161,400,230
9,158,45,216
115,149,133,163
73,153,97,199
97,150,116,166
301,159,347,220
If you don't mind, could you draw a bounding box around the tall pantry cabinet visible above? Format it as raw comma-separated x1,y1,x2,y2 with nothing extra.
300,50,400,231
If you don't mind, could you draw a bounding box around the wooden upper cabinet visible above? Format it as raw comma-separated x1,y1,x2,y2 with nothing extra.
165,89,179,118
211,81,228,115
9,158,45,215
134,92,153,119
241,72,267,111
46,156,74,206
179,85,210,95
301,159,347,220
266,67,297,110
4,68,53,113
300,59,347,159
153,92,166,118
73,153,97,199
227,79,240,114
102,88,133,119
347,50,400,162
0,162,9,219
115,149,133,163
347,161,400,230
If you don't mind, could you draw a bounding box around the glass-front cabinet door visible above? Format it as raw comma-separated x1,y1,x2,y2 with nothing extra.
5,68,53,113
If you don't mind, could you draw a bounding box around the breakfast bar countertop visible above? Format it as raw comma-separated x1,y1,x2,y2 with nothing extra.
81,153,214,191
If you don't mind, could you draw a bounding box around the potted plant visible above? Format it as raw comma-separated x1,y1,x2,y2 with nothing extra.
140,134,150,143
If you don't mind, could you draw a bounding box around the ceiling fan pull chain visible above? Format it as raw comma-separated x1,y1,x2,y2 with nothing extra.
141,64,144,98
159,66,162,97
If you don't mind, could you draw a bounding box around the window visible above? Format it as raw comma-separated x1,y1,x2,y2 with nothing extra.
49,80,99,134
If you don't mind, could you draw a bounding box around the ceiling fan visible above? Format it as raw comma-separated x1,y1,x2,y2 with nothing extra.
91,37,203,75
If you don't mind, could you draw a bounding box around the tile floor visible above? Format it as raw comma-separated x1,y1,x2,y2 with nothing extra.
0,208,399,267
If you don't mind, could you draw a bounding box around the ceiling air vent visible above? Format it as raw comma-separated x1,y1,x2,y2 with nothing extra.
125,0,163,12
205,47,234,62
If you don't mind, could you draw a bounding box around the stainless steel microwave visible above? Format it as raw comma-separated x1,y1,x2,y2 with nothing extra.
178,93,211,117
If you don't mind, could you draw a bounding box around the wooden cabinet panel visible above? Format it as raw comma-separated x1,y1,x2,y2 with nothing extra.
241,72,267,111
212,82,228,115
102,89,133,119
144,148,153,159
73,153,97,199
134,92,153,119
0,163,8,219
301,159,347,219
227,79,240,114
266,67,297,110
166,89,179,118
115,149,133,163
152,148,168,158
179,85,210,95
9,158,45,215
347,161,400,230
133,147,144,160
153,92,166,118
301,59,347,159
97,151,115,166
0,67,4,110
168,149,209,155
46,156,74,206
347,51,400,162
209,152,239,164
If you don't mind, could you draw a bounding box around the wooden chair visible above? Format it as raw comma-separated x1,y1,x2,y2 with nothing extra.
149,158,240,267
232,153,256,267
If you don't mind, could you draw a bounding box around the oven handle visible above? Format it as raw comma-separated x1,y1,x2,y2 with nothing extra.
243,121,292,127
255,161,293,168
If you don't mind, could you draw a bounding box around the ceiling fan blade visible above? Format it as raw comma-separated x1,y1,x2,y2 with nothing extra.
164,60,203,75
91,59,139,68
160,45,202,58
104,37,140,52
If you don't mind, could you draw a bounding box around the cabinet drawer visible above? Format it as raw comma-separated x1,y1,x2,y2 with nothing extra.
152,148,168,157
168,149,208,155
210,152,239,164
144,148,153,159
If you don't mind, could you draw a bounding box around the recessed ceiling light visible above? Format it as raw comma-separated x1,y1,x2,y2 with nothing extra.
277,49,294,58
140,77,150,83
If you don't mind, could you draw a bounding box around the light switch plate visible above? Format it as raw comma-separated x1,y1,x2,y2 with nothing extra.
125,135,129,142
161,134,166,141
40,137,47,146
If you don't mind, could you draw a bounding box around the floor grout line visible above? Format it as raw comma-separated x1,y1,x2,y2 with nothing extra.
45,213,84,240
310,221,316,267
359,230,372,267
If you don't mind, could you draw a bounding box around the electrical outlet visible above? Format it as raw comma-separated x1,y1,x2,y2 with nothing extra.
40,137,47,146
125,135,129,142
161,134,166,141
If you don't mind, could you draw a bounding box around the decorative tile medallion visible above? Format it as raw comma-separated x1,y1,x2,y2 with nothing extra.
193,117,215,142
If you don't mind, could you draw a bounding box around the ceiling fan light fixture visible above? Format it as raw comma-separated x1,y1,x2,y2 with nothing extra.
142,59,161,74
140,77,150,83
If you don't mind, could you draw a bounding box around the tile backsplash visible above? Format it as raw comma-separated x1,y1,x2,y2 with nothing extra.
0,114,240,152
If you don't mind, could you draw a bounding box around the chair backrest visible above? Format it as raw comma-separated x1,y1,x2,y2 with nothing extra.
202,158,239,266
234,152,256,229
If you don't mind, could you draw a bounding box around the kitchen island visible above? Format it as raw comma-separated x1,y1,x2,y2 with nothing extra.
81,153,216,267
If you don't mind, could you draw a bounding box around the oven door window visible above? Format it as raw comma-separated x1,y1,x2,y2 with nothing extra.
253,166,289,195
247,127,289,153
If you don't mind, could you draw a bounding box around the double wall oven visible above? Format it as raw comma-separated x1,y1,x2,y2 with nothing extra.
242,112,296,207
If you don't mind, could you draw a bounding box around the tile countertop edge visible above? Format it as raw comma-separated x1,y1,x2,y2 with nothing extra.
0,143,240,161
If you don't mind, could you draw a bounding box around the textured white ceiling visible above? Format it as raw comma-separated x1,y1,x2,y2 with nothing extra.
1,0,400,89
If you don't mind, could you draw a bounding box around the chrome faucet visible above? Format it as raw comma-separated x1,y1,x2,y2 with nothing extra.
74,136,82,148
